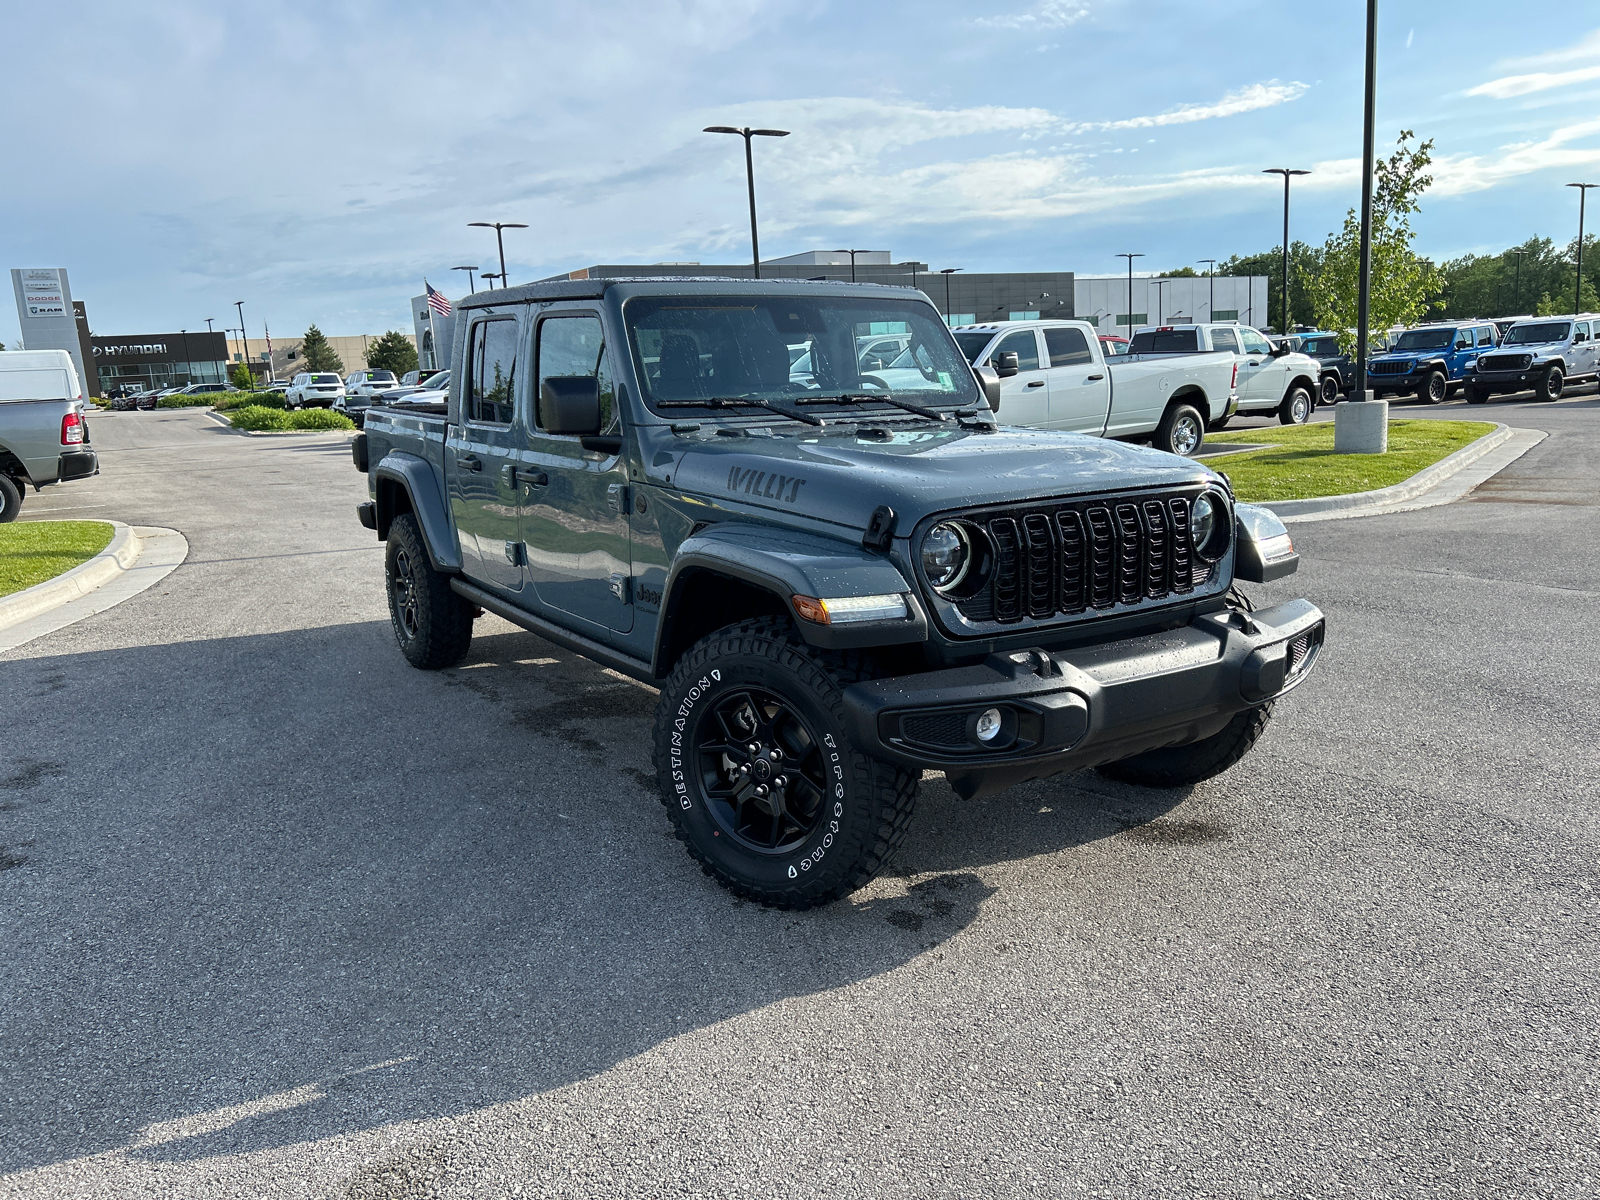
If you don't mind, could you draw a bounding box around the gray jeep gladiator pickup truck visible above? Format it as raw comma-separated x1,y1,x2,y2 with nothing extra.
353,278,1324,908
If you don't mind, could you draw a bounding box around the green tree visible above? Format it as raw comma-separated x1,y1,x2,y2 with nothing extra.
1433,235,1596,319
1217,242,1322,331
301,324,344,373
229,361,255,390
364,329,419,375
1159,266,1200,278
1304,131,1445,350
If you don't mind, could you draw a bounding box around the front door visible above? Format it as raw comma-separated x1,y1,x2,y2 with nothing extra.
447,313,524,594
1236,326,1284,407
988,328,1049,425
1042,325,1111,433
521,309,633,635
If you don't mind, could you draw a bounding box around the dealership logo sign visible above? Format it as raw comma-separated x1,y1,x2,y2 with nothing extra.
94,343,168,357
17,267,68,319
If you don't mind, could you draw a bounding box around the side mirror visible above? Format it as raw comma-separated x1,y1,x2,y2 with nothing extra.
539,375,602,435
1270,342,1291,357
972,365,1002,412
993,351,1020,378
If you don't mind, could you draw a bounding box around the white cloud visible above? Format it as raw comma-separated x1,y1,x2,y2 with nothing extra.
1068,81,1309,132
1429,118,1600,194
1470,28,1600,97
975,1,1095,30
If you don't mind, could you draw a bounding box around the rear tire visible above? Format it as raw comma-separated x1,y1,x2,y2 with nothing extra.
1096,704,1274,788
385,513,474,669
0,474,22,523
1154,403,1205,457
653,617,918,909
1418,369,1447,405
1536,365,1563,402
1278,386,1313,425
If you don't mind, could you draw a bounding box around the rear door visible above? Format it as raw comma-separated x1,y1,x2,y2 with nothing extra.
1573,321,1595,376
987,328,1049,425
1042,325,1110,433
521,308,633,636
446,312,525,594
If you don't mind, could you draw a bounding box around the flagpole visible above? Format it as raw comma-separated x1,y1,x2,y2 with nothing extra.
425,280,438,371
263,321,274,384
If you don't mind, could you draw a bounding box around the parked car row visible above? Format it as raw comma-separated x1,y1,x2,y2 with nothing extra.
108,382,238,411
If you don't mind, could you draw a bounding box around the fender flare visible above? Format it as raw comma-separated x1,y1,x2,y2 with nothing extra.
372,450,462,572
655,523,927,673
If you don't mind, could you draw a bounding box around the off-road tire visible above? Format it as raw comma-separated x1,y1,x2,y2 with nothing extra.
0,474,22,523
1465,385,1489,405
1418,369,1447,405
1278,386,1313,425
1319,375,1341,406
1536,366,1563,402
653,617,918,909
385,513,473,669
1096,703,1274,788
1154,402,1205,457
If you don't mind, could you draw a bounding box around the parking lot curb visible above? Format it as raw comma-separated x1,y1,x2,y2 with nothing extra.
0,524,189,653
1252,423,1516,521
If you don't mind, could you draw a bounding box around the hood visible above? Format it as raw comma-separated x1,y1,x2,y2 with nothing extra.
1490,341,1562,355
667,425,1216,533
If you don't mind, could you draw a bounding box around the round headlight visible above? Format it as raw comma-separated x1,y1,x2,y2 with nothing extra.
921,522,971,591
1190,491,1230,562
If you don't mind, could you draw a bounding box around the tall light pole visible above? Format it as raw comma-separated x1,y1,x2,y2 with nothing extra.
938,267,962,323
1115,253,1144,341
480,273,502,287
1263,168,1310,333
1508,249,1525,313
833,249,871,283
1566,183,1597,314
703,125,790,279
179,329,191,384
468,222,527,287
1151,279,1172,325
452,265,480,294
205,317,215,335
234,301,248,383
1353,0,1377,405
1198,259,1218,319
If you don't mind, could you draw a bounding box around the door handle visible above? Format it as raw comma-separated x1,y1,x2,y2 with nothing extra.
1248,360,1262,366
1026,379,1045,387
456,453,482,472
1086,374,1105,381
515,467,548,488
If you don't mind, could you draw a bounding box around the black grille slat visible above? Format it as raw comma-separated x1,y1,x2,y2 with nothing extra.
1142,501,1169,598
1057,510,1086,613
1022,514,1056,618
989,517,1023,622
1114,504,1143,606
1168,498,1192,592
1086,507,1116,609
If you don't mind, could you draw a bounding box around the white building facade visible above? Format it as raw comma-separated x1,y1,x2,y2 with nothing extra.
1074,275,1268,338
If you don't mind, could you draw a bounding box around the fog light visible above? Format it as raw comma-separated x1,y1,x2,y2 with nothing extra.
973,708,1003,742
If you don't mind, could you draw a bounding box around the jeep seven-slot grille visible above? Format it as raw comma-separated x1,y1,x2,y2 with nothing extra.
1370,360,1411,375
1479,353,1532,372
953,492,1213,626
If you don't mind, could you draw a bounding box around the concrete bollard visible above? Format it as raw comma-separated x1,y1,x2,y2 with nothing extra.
1334,392,1388,454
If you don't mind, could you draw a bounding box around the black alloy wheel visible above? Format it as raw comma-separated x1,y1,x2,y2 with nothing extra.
1319,375,1341,405
694,687,829,853
1419,369,1448,404
391,544,422,644
1536,366,1563,402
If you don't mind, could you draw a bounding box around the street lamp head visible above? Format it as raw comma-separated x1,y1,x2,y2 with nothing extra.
452,265,479,271
749,129,790,138
1567,182,1599,189
939,268,962,274
703,126,742,135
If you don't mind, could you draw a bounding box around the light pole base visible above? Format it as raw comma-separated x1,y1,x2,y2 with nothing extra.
1334,392,1388,454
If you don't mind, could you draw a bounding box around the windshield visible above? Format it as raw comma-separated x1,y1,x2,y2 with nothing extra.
1393,328,1454,350
625,295,980,416
952,331,995,364
1503,321,1570,345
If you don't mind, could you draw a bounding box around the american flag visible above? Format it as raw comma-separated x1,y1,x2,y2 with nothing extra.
425,282,452,316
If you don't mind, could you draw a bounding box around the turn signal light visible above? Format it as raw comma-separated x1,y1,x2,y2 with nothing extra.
61,411,84,445
791,593,909,625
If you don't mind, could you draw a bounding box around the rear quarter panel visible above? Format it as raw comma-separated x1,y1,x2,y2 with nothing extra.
0,398,74,484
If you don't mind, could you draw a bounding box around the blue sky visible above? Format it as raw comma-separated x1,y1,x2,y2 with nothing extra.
6,0,1600,346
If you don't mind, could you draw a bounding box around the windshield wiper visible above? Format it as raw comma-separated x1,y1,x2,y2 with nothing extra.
825,392,952,421
656,395,826,427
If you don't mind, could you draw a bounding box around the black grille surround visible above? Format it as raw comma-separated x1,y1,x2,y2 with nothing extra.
918,486,1230,635
1370,360,1414,376
1478,353,1533,372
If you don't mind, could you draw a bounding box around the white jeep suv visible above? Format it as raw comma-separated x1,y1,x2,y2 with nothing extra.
285,373,345,409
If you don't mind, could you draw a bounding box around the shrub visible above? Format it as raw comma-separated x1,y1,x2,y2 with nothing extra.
227,405,354,432
214,391,285,411
286,408,354,430
157,391,228,408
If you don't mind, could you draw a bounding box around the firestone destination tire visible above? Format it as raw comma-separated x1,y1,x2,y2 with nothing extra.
1096,703,1274,789
385,513,474,669
653,617,918,909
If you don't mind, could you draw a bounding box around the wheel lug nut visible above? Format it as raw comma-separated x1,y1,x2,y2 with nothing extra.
774,776,787,788
755,785,769,797
748,743,760,755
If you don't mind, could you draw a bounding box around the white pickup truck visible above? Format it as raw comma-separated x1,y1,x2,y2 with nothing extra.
1128,324,1322,427
949,320,1238,457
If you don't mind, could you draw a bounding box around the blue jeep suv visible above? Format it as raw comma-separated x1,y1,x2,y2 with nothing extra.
1367,322,1499,404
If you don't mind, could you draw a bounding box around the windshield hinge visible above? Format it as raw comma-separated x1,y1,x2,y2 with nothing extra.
862,505,897,552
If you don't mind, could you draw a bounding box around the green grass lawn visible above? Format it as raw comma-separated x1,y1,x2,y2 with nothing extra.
0,521,116,598
1210,420,1498,502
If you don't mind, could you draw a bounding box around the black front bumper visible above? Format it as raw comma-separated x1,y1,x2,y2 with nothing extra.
842,599,1324,798
1471,368,1539,391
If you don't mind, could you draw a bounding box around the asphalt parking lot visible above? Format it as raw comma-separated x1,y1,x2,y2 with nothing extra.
2,392,1597,1198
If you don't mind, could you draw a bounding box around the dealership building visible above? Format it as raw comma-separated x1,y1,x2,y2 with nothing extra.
92,331,230,394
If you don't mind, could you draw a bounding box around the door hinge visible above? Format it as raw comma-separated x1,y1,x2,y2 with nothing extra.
608,483,629,514
505,541,526,566
609,573,631,603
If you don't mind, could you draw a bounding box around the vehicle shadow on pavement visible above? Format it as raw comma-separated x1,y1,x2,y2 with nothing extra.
0,622,1185,1173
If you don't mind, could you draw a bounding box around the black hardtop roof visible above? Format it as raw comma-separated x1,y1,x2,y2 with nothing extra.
457,276,922,312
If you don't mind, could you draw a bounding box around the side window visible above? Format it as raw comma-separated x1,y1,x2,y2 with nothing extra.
1239,328,1271,355
466,318,518,424
991,329,1040,371
1575,321,1590,343
1478,326,1495,347
1210,328,1240,353
536,315,618,434
1044,326,1092,367
1454,329,1472,350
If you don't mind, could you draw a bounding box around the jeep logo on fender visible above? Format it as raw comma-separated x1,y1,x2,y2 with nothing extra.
726,466,807,504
